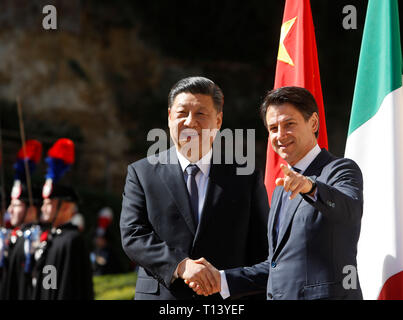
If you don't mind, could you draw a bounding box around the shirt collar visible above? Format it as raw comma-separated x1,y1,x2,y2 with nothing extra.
176,148,212,177
291,144,321,174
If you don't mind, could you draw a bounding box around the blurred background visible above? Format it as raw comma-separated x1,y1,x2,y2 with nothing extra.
0,0,401,299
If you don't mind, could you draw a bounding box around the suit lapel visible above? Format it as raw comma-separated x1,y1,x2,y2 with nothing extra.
303,149,332,177
269,187,282,255
273,149,332,256
273,193,303,255
157,148,197,235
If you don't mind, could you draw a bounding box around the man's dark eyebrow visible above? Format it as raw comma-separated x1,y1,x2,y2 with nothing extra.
175,104,209,110
268,117,296,126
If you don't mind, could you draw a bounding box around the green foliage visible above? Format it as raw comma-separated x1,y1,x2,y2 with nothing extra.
93,272,137,300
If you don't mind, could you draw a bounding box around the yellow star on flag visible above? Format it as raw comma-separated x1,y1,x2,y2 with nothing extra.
277,16,297,66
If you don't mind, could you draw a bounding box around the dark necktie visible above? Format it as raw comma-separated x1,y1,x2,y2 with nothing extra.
273,167,301,248
185,164,200,225
292,167,301,174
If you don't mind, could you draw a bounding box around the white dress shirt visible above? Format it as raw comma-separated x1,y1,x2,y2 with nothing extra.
291,144,321,174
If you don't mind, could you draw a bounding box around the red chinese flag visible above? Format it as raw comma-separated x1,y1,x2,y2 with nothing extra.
264,0,328,205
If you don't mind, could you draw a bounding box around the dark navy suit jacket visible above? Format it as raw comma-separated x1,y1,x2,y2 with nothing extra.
225,149,364,300
120,147,269,300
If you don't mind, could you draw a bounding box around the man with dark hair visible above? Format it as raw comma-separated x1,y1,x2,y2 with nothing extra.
120,76,269,300
188,86,364,300
168,76,224,112
260,86,319,137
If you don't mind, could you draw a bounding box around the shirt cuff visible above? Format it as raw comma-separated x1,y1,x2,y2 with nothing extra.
306,188,318,201
219,270,230,299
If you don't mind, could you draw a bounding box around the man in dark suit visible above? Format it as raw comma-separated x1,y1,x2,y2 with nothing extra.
120,76,269,300
188,86,364,300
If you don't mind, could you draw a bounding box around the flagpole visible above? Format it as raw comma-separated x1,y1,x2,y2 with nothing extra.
16,97,34,209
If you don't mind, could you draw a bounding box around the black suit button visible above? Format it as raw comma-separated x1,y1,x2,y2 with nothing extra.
326,200,335,208
271,262,277,268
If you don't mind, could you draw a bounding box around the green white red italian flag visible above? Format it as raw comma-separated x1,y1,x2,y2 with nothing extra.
345,0,403,299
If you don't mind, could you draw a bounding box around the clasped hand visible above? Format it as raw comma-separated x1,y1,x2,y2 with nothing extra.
178,257,220,296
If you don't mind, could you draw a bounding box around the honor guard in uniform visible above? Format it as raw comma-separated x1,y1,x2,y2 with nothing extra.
33,138,94,300
1,140,43,300
0,214,11,299
5,185,42,300
91,207,122,275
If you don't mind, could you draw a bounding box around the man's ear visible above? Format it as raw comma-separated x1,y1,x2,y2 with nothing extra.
310,112,319,133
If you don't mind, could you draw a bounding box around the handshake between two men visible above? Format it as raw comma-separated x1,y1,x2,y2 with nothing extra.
176,164,318,297
177,257,221,296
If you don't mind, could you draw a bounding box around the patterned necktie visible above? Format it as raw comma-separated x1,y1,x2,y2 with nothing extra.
185,164,200,225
